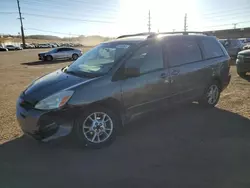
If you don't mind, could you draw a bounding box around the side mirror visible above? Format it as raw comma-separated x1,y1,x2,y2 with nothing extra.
124,67,140,78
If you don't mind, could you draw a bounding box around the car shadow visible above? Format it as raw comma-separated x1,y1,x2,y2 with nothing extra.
1,104,250,188
241,75,250,81
21,60,71,66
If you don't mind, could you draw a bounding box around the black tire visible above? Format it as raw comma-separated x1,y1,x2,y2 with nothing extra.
72,53,79,60
198,81,221,107
237,71,246,78
74,106,120,149
46,55,53,61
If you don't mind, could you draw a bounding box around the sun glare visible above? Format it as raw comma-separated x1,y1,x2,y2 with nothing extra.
119,0,197,34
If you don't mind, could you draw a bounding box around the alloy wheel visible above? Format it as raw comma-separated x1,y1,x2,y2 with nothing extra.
82,112,113,143
207,85,219,105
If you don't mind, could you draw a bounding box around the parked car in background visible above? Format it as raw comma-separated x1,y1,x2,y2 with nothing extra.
38,47,82,61
5,45,22,50
38,44,51,48
17,32,231,148
0,46,8,51
50,43,58,48
21,43,35,49
219,39,244,58
236,49,250,77
243,43,250,50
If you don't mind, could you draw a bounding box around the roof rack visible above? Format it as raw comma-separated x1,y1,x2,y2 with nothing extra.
117,31,212,39
117,32,156,39
155,31,211,36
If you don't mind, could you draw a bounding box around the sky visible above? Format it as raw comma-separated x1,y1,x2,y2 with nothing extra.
0,0,250,37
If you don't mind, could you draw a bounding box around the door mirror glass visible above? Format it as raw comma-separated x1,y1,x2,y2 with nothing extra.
124,67,140,77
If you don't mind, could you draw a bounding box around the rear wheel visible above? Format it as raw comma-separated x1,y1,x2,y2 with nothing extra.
72,53,79,60
199,81,221,107
46,55,53,61
74,106,120,149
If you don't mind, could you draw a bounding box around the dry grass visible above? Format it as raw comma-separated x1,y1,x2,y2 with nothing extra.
0,50,249,144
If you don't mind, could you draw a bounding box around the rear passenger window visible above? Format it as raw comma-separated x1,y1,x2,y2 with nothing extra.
166,40,202,67
200,38,224,59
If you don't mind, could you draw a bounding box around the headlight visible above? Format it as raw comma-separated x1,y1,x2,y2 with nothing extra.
237,54,244,60
35,90,74,110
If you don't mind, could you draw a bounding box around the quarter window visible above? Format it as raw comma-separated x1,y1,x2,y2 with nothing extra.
166,40,202,67
200,38,224,59
125,43,164,74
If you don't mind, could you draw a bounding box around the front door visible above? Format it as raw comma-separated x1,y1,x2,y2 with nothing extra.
54,48,66,59
121,42,171,118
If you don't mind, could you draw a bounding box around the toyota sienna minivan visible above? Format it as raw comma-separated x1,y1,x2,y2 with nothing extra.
16,32,231,148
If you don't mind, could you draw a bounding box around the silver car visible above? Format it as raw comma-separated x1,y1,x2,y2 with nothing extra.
219,39,244,58
38,47,82,61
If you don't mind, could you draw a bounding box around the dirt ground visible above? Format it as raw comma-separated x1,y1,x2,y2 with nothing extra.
0,49,250,188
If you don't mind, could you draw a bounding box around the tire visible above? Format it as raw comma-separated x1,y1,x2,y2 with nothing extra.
198,81,221,107
72,53,79,60
46,55,53,61
237,71,246,78
74,106,120,149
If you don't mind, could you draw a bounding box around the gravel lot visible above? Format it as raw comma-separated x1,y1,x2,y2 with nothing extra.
0,49,250,188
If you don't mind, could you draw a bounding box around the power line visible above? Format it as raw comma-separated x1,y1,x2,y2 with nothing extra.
191,20,250,30
33,0,119,8
193,4,250,16
20,6,116,20
195,8,250,20
22,13,116,24
0,12,18,14
25,28,79,36
21,0,119,13
20,2,119,16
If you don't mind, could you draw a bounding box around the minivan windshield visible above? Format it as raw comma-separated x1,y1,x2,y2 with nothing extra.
65,42,133,76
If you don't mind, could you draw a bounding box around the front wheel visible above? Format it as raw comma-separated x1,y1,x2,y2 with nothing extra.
74,106,120,149
72,53,79,60
46,55,53,61
199,81,221,107
237,70,246,78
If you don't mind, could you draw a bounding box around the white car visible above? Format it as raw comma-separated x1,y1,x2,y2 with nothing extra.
38,44,51,48
5,45,22,50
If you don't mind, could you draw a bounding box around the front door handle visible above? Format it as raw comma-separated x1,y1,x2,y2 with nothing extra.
171,69,180,76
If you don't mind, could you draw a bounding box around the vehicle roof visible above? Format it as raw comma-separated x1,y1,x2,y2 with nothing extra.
103,36,148,45
105,34,215,45
56,47,78,50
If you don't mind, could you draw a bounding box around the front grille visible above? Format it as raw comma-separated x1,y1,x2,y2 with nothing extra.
243,56,250,63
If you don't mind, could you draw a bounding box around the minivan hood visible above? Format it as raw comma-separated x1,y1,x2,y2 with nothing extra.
238,49,250,55
23,69,94,103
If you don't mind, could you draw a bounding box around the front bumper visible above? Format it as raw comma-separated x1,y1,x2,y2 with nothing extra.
16,96,75,141
236,59,250,72
38,54,45,60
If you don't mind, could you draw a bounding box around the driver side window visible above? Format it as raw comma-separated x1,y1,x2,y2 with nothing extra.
125,43,164,74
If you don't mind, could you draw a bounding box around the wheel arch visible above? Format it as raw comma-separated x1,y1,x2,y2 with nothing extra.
212,76,222,91
75,98,126,125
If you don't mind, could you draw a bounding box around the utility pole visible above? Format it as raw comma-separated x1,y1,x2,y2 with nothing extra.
233,23,237,29
148,10,151,33
17,0,25,48
184,13,187,32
